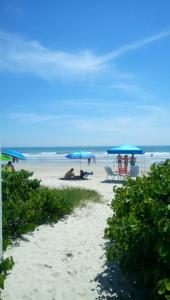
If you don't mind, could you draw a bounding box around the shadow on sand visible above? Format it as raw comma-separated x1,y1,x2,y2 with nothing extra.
94,243,148,300
59,177,89,181
101,179,126,185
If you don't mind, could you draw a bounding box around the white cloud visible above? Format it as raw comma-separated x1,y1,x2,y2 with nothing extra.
100,30,170,62
7,101,169,129
0,31,105,81
112,83,138,93
8,112,63,124
136,104,168,114
6,111,129,127
0,29,170,81
111,83,155,101
4,102,170,144
7,100,169,128
45,98,166,115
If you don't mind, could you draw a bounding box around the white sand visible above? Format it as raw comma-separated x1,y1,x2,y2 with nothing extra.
3,163,145,300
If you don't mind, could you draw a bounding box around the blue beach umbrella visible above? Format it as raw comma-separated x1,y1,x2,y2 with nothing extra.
107,144,145,175
2,149,26,161
66,152,95,168
66,152,95,159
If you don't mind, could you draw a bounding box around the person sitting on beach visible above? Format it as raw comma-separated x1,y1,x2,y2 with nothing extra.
130,154,136,166
80,170,86,179
64,168,76,179
5,161,15,172
79,170,93,179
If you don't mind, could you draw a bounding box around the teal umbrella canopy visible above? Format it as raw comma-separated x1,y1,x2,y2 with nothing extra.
66,152,95,159
2,149,26,160
66,151,95,169
107,144,144,154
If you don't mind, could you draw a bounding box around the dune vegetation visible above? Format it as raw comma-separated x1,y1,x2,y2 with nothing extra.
105,160,170,300
0,169,101,291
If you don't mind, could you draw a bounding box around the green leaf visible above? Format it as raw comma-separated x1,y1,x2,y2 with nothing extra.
165,280,170,291
158,284,166,295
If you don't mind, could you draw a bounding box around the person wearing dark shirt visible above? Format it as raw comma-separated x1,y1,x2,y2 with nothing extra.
5,161,15,172
130,154,136,166
64,168,76,179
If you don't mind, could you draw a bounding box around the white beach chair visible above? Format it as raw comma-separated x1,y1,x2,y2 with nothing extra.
104,167,118,181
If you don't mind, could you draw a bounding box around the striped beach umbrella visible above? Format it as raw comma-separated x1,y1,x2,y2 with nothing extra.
66,151,95,169
0,154,11,161
2,149,26,160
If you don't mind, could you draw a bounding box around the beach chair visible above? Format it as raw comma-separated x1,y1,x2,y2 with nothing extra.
104,167,118,181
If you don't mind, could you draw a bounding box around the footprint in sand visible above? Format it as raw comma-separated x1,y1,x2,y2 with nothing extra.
52,271,61,278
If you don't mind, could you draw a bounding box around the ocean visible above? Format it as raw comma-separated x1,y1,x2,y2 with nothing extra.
2,146,170,169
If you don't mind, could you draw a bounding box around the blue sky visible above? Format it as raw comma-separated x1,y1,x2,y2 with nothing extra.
0,0,170,146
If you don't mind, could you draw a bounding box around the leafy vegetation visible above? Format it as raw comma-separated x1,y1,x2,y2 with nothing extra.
105,160,170,300
0,257,14,290
0,169,101,292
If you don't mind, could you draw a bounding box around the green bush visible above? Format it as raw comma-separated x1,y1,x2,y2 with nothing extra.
37,186,100,223
2,169,100,245
105,160,170,300
0,169,101,293
0,257,14,290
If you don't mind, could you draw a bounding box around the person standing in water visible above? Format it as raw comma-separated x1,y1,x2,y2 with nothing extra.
92,157,96,164
88,158,91,165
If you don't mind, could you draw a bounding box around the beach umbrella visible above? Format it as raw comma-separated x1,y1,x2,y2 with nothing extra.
107,144,145,175
66,152,95,169
0,154,11,161
66,152,95,160
2,149,26,160
107,144,144,154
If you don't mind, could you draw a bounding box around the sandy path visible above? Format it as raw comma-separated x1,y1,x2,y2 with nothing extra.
4,201,112,300
3,163,145,299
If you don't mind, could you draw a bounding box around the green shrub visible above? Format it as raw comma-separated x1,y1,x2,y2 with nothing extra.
37,186,100,223
2,169,100,245
0,169,101,293
105,160,170,299
2,170,41,243
0,257,14,290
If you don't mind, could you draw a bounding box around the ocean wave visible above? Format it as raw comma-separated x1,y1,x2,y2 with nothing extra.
24,152,65,157
22,150,170,165
23,152,109,158
144,152,170,156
